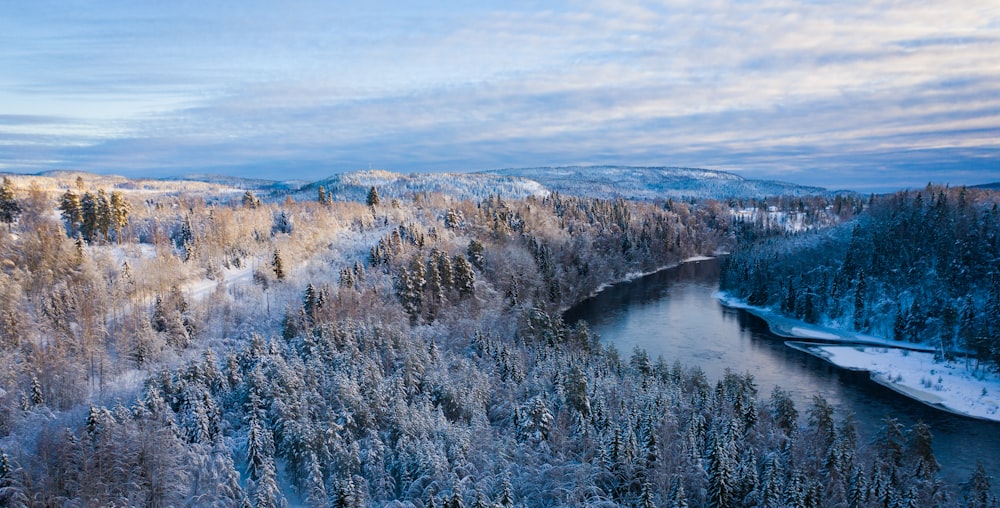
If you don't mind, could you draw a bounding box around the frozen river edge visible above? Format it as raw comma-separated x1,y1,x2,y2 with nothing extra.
717,293,1000,423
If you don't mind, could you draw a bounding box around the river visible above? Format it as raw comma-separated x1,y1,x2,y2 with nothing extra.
563,257,1000,487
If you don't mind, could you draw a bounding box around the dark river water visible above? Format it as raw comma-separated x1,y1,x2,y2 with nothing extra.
564,257,1000,487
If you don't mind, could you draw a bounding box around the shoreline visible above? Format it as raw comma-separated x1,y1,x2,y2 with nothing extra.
716,292,935,351
565,255,716,312
719,292,998,422
787,342,1000,423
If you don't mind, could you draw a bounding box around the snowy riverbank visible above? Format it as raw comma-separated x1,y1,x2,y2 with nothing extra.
788,343,1000,422
717,292,1000,422
716,292,934,350
585,255,717,300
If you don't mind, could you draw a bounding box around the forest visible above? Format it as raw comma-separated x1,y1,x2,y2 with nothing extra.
722,185,1000,372
0,173,995,507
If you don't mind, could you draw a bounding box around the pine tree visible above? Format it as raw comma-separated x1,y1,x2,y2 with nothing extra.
853,269,867,330
436,250,454,289
303,283,318,322
467,239,485,270
30,376,43,406
59,189,83,236
366,186,380,207
966,462,994,508
95,188,112,240
109,190,130,242
706,429,735,508
495,478,514,507
243,190,261,209
453,255,475,298
667,478,689,508
640,480,657,508
305,452,328,508
0,449,28,508
760,454,783,508
80,191,97,242
444,208,462,229
0,178,20,231
272,249,286,280
770,387,798,435
446,485,465,508
908,421,939,479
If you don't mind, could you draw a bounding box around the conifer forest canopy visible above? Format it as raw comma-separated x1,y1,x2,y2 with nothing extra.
0,171,997,507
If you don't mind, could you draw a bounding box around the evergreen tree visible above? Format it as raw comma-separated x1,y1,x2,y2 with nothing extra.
0,177,21,231
243,190,261,209
706,428,735,508
80,191,97,242
770,387,798,435
668,479,689,508
467,239,485,270
436,250,454,289
272,249,286,281
303,283,318,322
453,255,475,298
425,257,444,321
444,208,462,229
0,449,28,508
495,478,514,507
965,462,994,508
30,376,43,406
366,186,380,207
304,452,328,508
445,486,465,508
908,422,939,479
853,269,867,330
109,190,130,242
640,480,657,508
59,189,83,236
95,188,112,240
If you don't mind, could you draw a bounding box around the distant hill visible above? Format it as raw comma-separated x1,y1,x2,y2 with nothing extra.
482,166,828,200
972,182,1000,190
165,174,309,192
8,166,832,203
298,170,549,202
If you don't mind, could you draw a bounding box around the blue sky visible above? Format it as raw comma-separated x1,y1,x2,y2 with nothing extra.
1,0,998,191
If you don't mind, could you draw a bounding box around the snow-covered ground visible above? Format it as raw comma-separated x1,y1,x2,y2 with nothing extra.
717,292,1000,421
791,344,1000,422
716,292,934,350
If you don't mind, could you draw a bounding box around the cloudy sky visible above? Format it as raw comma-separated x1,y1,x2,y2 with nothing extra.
1,0,998,191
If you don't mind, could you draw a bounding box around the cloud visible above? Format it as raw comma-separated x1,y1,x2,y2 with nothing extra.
1,0,998,190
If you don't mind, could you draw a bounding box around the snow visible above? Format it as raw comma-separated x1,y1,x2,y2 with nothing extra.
793,344,1000,422
788,327,841,341
715,292,933,350
719,291,999,421
484,166,827,201
184,264,255,302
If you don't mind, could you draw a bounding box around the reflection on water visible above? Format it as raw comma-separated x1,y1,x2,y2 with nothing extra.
564,258,1000,486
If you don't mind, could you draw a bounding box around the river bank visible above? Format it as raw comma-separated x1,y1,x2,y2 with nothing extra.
718,292,1000,422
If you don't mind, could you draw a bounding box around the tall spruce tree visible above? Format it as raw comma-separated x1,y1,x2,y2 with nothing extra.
0,177,20,231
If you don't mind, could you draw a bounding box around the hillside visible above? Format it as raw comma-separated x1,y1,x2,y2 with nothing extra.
0,171,989,506
297,169,549,203
483,166,829,200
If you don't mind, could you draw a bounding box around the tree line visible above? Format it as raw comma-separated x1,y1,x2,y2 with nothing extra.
0,175,994,506
722,185,1000,371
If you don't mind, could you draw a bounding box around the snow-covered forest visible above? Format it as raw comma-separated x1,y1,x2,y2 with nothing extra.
0,173,995,506
722,185,1000,371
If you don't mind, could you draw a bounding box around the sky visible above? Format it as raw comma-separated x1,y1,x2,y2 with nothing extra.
1,0,998,192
